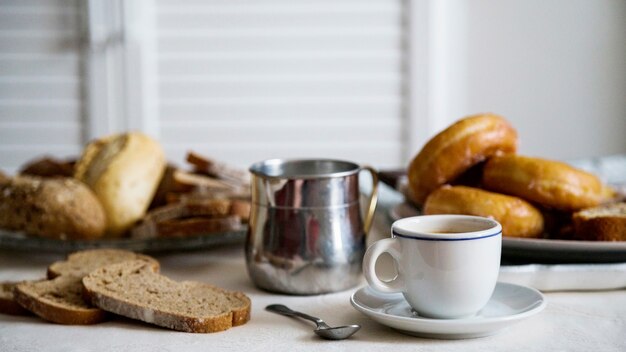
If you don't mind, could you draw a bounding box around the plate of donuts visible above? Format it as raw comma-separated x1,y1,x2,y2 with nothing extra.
385,113,626,264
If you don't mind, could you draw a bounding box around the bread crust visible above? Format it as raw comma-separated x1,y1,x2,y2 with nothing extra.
0,176,106,239
0,282,31,316
483,155,608,211
407,113,518,206
573,203,626,241
75,133,166,237
423,185,544,238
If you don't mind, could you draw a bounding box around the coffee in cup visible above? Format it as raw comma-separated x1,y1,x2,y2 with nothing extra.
363,215,502,319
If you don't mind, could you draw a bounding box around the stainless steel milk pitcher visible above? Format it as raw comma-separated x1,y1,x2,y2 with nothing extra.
246,159,379,295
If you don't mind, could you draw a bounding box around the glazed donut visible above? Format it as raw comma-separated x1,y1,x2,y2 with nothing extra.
407,113,518,206
423,185,544,238
482,154,612,211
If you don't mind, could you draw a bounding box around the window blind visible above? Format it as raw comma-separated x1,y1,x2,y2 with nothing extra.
155,0,405,168
0,0,84,174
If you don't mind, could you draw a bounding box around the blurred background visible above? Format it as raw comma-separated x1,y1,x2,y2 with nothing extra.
0,0,624,174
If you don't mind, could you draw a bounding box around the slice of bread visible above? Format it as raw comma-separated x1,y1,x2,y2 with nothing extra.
185,152,250,185
573,202,626,241
83,260,251,333
172,170,239,193
0,281,31,316
184,199,232,217
47,249,159,279
15,249,159,325
14,276,107,325
130,202,242,238
156,216,242,238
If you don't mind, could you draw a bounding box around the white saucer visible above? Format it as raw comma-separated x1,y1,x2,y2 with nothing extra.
350,282,546,339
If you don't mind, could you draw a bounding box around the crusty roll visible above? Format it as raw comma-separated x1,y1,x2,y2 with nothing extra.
482,155,611,211
75,132,166,237
423,185,544,238
407,113,518,206
0,176,106,239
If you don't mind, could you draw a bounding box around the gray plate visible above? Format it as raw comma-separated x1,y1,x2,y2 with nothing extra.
501,237,626,264
0,228,247,254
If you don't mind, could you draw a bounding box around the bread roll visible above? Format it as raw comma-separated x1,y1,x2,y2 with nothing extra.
0,176,106,239
75,132,166,236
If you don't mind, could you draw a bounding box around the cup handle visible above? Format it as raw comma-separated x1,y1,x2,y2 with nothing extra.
360,165,379,235
362,238,404,293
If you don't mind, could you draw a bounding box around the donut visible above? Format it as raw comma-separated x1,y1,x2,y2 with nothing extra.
423,185,544,238
482,154,612,211
407,113,518,206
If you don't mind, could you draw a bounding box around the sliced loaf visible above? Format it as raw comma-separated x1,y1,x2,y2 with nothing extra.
83,260,251,333
15,249,159,324
573,202,626,241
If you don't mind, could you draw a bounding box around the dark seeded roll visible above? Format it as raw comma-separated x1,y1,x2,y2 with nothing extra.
0,176,106,239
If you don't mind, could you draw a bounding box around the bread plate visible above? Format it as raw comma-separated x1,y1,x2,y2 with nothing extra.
389,202,626,264
0,227,246,254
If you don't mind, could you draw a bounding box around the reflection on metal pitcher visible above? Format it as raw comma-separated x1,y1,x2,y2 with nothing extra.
246,159,378,295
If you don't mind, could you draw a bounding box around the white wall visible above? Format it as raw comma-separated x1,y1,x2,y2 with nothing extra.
418,0,626,161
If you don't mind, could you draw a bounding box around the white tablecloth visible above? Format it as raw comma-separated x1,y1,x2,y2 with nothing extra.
1,211,626,352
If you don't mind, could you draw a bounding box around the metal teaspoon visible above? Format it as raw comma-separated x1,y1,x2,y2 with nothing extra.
265,304,361,340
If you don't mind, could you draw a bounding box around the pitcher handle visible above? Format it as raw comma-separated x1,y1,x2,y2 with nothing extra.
360,165,379,235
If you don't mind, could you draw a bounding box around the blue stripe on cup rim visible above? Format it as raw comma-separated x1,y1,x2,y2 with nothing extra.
392,229,502,241
390,215,502,241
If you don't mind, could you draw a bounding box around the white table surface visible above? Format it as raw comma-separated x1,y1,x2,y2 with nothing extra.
1,210,626,352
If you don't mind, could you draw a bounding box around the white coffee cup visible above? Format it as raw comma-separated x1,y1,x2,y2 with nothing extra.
363,215,502,319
